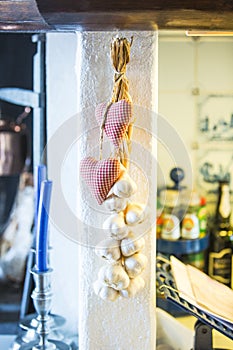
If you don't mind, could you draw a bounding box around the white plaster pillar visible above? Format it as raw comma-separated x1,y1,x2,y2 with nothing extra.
77,31,157,350
46,32,79,337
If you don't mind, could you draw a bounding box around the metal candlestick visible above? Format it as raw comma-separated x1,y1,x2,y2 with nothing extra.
20,312,65,339
11,247,66,350
19,268,70,350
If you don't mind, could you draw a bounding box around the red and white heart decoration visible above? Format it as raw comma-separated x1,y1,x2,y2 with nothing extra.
80,157,122,205
95,100,132,148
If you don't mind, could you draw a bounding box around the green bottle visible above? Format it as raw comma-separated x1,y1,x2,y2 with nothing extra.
208,180,233,287
198,196,207,238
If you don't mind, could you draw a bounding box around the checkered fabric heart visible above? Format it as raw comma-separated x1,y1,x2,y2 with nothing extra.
95,100,132,148
80,157,122,205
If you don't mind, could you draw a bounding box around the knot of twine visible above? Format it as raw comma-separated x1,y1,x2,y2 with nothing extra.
111,37,133,104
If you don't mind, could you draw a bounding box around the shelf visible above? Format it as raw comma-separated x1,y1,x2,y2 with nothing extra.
157,234,209,255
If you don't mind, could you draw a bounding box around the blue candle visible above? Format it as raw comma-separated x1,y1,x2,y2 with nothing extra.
35,165,47,219
33,165,47,248
36,180,53,272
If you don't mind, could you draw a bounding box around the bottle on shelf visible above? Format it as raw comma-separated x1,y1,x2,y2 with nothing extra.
208,180,233,288
180,191,208,271
181,191,200,240
198,196,208,238
158,167,186,241
160,190,181,241
157,168,210,274
156,197,163,239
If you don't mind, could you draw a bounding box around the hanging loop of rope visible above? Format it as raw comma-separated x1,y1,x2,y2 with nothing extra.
110,37,133,104
110,36,133,168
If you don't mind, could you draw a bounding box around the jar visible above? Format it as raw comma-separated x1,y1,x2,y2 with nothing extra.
181,191,200,240
160,190,180,241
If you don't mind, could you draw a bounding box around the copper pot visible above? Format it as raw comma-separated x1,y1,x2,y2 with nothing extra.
0,119,28,235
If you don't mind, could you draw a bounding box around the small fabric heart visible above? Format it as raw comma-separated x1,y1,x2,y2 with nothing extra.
95,100,132,148
80,157,122,205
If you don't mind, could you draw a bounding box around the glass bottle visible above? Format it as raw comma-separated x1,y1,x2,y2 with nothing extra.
160,190,180,241
181,191,200,240
208,180,233,287
198,196,207,238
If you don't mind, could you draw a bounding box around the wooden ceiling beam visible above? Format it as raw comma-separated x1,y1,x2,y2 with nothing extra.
0,0,233,32
0,0,48,32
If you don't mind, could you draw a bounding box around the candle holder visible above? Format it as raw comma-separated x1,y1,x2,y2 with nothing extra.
11,311,66,350
19,268,70,350
11,248,67,350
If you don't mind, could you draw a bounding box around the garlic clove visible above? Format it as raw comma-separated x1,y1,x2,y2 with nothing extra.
99,285,119,301
111,230,129,241
93,280,119,301
104,193,128,212
103,194,128,212
103,212,129,240
95,238,121,264
112,172,137,198
125,202,148,226
121,232,145,257
119,276,145,298
124,253,148,278
98,264,130,291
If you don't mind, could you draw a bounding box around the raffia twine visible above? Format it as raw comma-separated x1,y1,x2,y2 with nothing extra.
110,36,133,169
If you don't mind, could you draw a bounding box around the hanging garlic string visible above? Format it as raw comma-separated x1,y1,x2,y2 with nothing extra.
93,37,148,302
110,37,133,169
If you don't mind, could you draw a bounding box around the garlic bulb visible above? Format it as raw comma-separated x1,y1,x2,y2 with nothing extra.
121,232,145,257
125,202,148,226
93,280,119,301
120,276,145,298
95,238,121,264
103,194,128,212
98,264,130,290
124,253,148,278
103,212,129,240
112,172,137,198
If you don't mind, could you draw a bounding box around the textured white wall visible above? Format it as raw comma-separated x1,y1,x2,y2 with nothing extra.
77,31,157,350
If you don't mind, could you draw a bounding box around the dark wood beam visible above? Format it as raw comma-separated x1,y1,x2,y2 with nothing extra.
36,0,233,12
36,0,233,31
1,0,233,32
0,0,49,32
36,10,233,32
